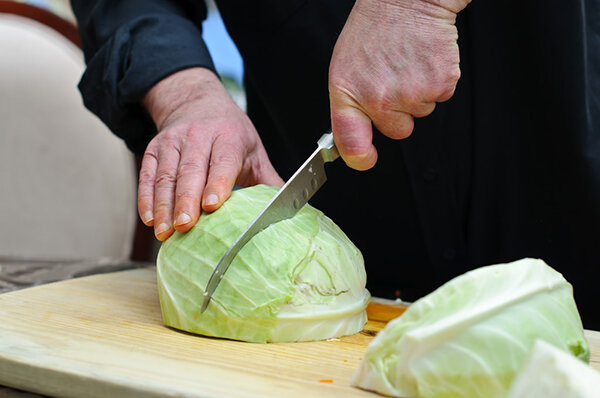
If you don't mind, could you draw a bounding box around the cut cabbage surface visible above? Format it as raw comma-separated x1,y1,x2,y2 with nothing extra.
156,184,370,343
351,258,589,398
507,339,600,398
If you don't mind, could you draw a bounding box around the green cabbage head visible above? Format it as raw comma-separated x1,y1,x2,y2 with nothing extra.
156,184,370,343
351,258,589,398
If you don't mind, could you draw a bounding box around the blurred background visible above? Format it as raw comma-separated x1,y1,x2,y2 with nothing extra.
10,0,246,106
12,0,75,21
0,0,244,276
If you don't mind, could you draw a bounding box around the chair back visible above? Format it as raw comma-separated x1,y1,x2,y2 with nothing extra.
0,12,138,261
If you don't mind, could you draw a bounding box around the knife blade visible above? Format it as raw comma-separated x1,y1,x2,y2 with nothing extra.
199,132,339,313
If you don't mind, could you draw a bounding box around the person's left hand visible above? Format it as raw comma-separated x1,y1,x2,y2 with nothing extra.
138,68,284,241
329,0,470,170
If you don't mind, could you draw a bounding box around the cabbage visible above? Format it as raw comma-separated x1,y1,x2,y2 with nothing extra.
156,184,370,343
351,258,589,398
507,340,600,398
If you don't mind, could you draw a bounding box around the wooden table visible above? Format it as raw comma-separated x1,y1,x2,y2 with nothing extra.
0,266,598,397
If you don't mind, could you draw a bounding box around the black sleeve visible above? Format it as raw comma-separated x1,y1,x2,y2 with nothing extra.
70,0,216,155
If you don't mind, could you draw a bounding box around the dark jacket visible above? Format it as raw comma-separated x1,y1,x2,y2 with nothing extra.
70,0,600,329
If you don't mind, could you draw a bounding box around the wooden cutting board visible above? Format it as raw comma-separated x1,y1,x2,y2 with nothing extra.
0,268,598,398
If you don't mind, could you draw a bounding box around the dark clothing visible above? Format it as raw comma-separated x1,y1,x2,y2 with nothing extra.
70,0,600,329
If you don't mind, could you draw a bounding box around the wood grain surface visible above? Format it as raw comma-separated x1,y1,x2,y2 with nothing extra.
0,268,598,398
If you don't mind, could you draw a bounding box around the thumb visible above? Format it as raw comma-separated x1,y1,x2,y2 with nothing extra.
330,102,378,171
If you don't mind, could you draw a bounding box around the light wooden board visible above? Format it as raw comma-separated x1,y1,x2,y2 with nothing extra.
0,268,598,398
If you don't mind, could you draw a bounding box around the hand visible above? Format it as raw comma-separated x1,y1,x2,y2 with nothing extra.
139,67,284,241
328,0,470,170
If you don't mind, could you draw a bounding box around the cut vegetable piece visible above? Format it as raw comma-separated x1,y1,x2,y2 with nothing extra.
351,258,589,398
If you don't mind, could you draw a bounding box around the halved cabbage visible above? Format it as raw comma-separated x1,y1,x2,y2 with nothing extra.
352,258,589,398
156,184,370,343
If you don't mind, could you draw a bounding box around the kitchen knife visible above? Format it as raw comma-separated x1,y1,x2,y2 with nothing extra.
200,132,339,313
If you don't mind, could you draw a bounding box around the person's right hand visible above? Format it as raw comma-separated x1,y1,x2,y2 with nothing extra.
139,67,284,241
328,0,469,171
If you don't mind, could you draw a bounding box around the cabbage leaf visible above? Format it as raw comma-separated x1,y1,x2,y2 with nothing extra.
507,339,600,398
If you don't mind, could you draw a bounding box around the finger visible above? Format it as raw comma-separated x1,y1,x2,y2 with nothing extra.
410,100,437,118
245,147,285,188
256,161,285,188
137,149,158,226
201,135,243,213
372,109,416,140
330,104,378,171
172,139,211,233
437,80,458,103
153,138,181,241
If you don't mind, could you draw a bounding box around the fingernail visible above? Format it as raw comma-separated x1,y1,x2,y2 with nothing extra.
204,193,219,206
174,213,191,226
142,211,154,224
155,222,170,236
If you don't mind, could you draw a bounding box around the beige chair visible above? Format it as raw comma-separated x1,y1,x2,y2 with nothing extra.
0,10,138,262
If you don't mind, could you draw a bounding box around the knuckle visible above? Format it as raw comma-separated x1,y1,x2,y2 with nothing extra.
440,66,460,94
144,138,160,153
417,66,460,103
447,64,461,83
153,200,172,215
174,191,201,215
371,81,421,116
138,153,157,183
216,118,244,135
175,190,199,204
158,126,180,139
440,86,457,102
211,151,241,168
328,70,350,92
137,191,153,202
399,89,422,111
155,128,183,152
155,170,177,186
380,114,414,140
142,146,158,160
439,81,458,102
183,122,209,141
208,175,229,188
177,160,206,179
329,79,362,108
138,168,155,185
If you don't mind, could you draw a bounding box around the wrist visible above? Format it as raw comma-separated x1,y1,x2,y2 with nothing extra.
353,0,469,27
142,67,221,130
421,0,471,13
